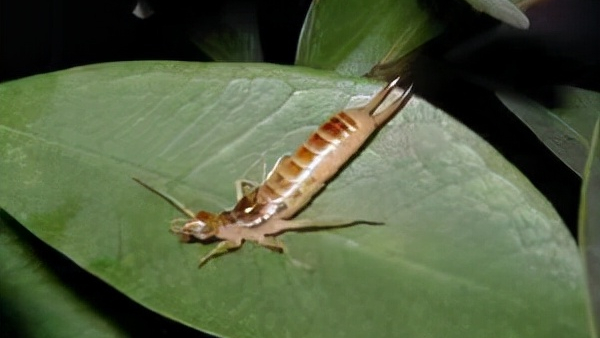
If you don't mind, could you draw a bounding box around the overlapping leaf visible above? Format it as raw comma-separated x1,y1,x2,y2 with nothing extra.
579,119,600,335
462,0,529,29
497,88,600,177
295,0,441,76
295,0,531,77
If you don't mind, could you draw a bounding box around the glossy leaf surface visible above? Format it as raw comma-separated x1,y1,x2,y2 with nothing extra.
0,61,591,338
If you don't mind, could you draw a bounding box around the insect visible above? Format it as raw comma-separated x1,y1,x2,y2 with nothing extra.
134,78,412,267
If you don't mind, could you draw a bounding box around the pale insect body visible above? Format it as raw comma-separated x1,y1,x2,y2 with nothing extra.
134,78,412,267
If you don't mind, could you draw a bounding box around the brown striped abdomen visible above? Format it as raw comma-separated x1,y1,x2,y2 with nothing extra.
255,111,366,219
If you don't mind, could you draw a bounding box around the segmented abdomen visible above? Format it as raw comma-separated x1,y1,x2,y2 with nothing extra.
258,111,359,218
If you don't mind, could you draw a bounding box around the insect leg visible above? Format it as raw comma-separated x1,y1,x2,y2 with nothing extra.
234,153,281,201
256,236,285,253
237,154,288,197
263,218,383,235
263,154,289,181
239,153,268,185
198,239,243,267
235,179,259,201
261,155,267,182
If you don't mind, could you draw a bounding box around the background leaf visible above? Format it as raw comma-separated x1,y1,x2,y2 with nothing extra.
0,61,591,338
496,87,600,177
462,0,529,29
295,0,441,76
579,119,600,336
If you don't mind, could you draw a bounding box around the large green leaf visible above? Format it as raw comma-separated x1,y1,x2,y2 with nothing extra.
579,119,600,336
497,88,600,177
0,212,127,338
0,61,591,337
295,0,441,76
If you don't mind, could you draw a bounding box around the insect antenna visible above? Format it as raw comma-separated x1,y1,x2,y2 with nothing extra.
132,177,196,219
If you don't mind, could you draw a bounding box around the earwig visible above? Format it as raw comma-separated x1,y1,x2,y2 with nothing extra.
135,78,412,267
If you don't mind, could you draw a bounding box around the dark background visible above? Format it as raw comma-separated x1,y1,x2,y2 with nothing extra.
1,0,599,336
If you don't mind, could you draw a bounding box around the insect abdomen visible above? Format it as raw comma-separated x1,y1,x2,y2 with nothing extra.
260,111,361,218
